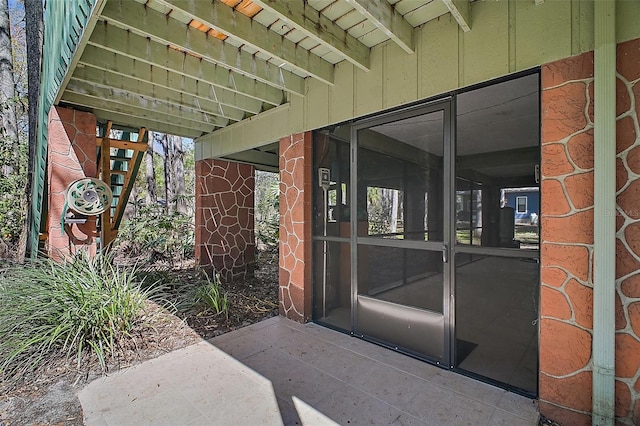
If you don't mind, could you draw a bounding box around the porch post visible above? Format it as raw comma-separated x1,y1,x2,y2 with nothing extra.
592,1,616,424
194,159,255,282
279,132,313,322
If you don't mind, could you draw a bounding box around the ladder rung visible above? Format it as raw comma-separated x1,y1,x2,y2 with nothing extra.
110,156,132,161
110,170,128,175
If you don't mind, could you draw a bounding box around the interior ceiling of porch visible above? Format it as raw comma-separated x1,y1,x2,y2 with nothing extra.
56,0,478,171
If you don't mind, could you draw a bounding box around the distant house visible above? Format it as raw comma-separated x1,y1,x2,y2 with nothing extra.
502,187,539,225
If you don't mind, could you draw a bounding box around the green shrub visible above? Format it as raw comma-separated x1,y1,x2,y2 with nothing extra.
255,171,279,247
191,272,228,317
0,252,154,379
116,204,194,264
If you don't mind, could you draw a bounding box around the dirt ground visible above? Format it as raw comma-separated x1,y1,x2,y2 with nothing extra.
0,248,279,426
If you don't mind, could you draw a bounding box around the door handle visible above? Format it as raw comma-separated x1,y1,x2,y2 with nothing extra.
442,244,448,263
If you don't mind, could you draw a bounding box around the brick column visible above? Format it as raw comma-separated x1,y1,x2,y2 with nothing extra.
539,37,640,426
46,107,97,260
279,132,312,322
195,159,255,282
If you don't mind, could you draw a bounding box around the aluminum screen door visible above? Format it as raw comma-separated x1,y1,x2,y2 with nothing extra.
352,101,453,364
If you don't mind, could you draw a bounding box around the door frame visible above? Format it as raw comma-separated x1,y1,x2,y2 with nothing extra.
350,97,455,366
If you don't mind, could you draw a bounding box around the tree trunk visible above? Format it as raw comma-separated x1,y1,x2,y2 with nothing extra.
145,132,157,206
172,135,186,214
19,0,43,260
0,0,18,178
161,134,174,213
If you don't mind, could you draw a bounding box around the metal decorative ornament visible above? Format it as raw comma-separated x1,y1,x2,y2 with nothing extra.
65,177,113,216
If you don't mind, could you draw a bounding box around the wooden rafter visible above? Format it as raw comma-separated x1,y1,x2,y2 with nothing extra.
249,0,370,71
87,22,287,105
156,0,334,84
67,81,229,127
98,1,309,93
61,91,220,133
343,0,414,54
64,81,230,128
442,0,471,32
78,46,268,113
71,67,246,122
91,110,204,139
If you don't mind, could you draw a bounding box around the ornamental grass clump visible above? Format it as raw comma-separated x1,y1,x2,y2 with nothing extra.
192,271,228,318
0,251,153,380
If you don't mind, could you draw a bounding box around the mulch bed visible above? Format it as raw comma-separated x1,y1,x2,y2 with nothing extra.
0,247,279,425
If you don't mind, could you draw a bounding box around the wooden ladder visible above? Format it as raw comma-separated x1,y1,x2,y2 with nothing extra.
97,121,147,248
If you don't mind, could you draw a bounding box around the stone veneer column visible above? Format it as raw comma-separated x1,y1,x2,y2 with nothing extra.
279,132,312,322
539,38,640,425
46,107,97,260
195,159,255,282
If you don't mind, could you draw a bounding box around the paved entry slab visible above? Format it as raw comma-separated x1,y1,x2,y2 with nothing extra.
79,316,539,425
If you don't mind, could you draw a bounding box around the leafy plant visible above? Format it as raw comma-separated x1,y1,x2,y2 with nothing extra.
255,171,279,247
0,251,155,379
191,271,228,317
0,132,27,249
116,204,195,264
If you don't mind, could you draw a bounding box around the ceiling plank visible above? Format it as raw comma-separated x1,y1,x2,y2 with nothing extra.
65,79,234,126
442,0,471,32
88,21,286,105
71,66,246,122
61,91,222,132
159,0,335,84
79,45,266,113
62,81,229,127
90,110,205,139
343,0,414,54
248,0,370,71
99,1,306,95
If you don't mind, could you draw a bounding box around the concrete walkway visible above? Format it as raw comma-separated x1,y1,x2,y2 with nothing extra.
79,317,539,425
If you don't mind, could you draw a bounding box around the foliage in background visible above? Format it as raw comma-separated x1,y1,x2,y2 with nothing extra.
366,187,403,236
116,203,195,265
0,1,28,254
254,170,279,247
0,134,27,243
130,136,196,218
0,252,155,379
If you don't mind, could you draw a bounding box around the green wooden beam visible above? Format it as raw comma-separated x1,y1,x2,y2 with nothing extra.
61,91,219,133
343,0,414,54
70,67,245,122
87,22,284,106
160,0,335,84
99,2,308,94
54,0,108,104
79,45,267,113
91,110,205,139
442,0,471,32
250,0,369,71
63,82,230,128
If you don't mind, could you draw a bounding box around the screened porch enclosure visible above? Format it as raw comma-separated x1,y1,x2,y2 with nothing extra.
312,72,540,396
